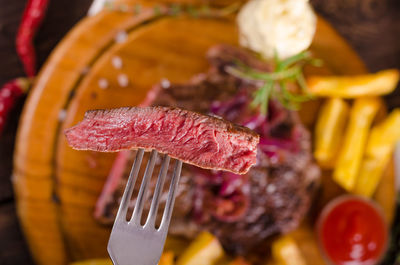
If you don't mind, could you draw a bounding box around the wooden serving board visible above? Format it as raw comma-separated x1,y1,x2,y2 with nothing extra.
13,1,395,265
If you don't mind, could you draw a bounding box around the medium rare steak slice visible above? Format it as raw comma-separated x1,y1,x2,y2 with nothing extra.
65,106,259,174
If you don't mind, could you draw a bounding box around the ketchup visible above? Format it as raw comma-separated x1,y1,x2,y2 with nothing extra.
317,195,388,265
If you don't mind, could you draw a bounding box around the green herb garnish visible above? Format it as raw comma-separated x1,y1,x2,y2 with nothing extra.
217,2,241,16
119,4,128,12
186,5,199,18
226,51,322,115
134,4,141,15
153,5,162,16
170,4,182,16
199,5,211,16
104,1,114,10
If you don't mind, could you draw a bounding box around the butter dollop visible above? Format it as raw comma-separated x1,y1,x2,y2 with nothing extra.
237,0,317,59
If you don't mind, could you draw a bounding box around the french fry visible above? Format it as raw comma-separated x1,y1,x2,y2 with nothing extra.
354,109,400,197
271,235,306,265
164,236,191,257
159,251,175,265
307,69,399,98
333,98,381,191
176,232,225,265
314,98,349,168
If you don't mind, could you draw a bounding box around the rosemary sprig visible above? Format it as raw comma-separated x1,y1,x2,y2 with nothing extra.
170,4,182,16
104,1,114,9
251,81,273,113
216,2,242,16
153,5,162,16
119,4,128,12
186,5,199,18
134,3,141,15
226,51,322,114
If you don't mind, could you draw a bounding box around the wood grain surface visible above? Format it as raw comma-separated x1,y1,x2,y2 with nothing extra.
0,1,399,265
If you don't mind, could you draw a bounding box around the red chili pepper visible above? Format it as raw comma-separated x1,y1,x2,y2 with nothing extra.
16,0,50,77
0,78,31,134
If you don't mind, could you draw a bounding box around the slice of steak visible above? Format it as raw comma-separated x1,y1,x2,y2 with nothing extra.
65,106,259,175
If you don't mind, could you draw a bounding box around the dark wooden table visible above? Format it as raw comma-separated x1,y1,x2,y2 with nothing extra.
0,0,399,264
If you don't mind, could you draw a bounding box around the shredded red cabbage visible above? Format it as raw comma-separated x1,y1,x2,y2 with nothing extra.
210,91,248,121
211,190,250,223
194,90,301,223
192,168,250,223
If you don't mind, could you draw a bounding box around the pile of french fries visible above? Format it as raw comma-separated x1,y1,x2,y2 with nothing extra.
71,232,305,265
310,69,400,196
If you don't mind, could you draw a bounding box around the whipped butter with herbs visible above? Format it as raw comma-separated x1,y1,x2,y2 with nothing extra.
237,0,317,59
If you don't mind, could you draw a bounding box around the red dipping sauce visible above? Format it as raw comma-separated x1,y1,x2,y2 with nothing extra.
317,195,388,265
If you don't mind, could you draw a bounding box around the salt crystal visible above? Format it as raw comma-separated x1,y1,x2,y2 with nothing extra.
31,8,41,18
275,198,284,207
350,244,363,259
111,56,123,69
58,109,67,122
1,89,11,97
81,66,90,74
368,242,377,251
267,184,276,193
353,233,362,242
242,185,250,194
160,78,170,89
98,78,109,89
270,156,278,164
117,74,129,87
283,171,294,180
86,155,97,169
115,31,128,43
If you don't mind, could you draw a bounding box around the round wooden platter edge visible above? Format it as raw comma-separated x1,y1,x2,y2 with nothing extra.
13,4,394,265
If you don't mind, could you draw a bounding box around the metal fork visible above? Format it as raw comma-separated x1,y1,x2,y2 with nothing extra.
107,149,182,265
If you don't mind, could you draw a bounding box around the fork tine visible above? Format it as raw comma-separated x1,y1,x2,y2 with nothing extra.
131,149,158,224
115,149,144,222
159,159,182,231
145,154,170,228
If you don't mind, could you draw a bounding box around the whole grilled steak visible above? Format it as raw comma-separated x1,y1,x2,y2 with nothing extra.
95,45,320,255
65,107,259,174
